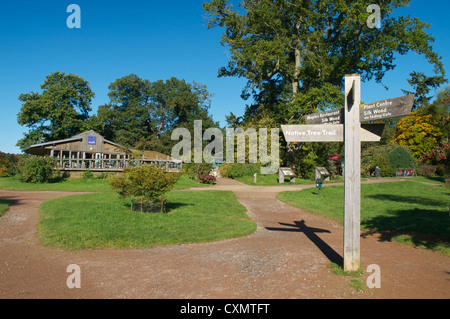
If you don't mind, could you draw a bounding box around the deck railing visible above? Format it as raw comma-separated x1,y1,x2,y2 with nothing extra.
55,158,182,172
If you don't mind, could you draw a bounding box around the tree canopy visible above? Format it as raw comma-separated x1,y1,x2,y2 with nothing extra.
204,0,445,123
17,72,95,150
90,75,218,153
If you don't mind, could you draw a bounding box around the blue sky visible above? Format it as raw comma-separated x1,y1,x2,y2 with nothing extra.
0,0,449,154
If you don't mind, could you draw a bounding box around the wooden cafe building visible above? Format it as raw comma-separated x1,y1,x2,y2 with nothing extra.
24,131,182,175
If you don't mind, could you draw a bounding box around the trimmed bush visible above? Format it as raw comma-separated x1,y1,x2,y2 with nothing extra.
387,146,417,169
223,163,261,179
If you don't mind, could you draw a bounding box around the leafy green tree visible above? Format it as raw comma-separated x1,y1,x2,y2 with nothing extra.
17,72,95,150
402,71,447,109
204,0,445,123
93,75,218,152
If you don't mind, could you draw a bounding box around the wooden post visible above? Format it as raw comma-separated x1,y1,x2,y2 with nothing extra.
344,74,361,272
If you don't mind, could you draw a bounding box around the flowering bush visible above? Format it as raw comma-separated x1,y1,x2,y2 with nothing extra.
197,174,216,184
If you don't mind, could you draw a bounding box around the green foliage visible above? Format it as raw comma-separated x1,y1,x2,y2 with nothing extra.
387,146,417,169
297,151,318,180
0,152,20,177
362,145,397,176
204,0,445,125
93,75,218,152
18,156,58,183
221,163,261,179
82,169,94,180
402,71,447,109
373,155,395,177
109,164,179,213
183,162,213,180
16,72,95,150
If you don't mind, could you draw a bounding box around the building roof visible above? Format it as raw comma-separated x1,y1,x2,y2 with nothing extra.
23,130,131,154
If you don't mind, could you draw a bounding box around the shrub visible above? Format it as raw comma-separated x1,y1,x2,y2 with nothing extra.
198,174,216,184
223,163,261,179
418,164,437,177
373,154,395,177
183,162,212,180
109,164,179,213
82,169,94,179
297,152,318,180
18,156,57,183
387,146,417,169
96,172,109,180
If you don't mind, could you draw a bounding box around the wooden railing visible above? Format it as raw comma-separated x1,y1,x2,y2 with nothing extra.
55,158,182,172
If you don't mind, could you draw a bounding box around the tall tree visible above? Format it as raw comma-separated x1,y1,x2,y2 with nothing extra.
204,0,445,123
402,71,447,109
92,75,217,151
17,72,95,150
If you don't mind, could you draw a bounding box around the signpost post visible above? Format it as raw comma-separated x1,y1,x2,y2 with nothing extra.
343,74,361,272
282,74,414,272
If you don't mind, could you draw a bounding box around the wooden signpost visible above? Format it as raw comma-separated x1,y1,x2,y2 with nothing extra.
282,74,414,271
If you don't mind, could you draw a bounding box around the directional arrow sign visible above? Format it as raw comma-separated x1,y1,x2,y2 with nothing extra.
305,94,415,124
305,109,344,125
281,124,384,142
360,94,415,122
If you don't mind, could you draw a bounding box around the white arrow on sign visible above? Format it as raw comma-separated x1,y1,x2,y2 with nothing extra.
282,124,384,143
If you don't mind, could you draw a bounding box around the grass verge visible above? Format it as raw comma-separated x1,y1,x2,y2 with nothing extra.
277,181,450,255
38,190,256,250
0,198,10,217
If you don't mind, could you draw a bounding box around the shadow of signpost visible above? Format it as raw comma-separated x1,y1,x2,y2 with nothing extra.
266,220,343,266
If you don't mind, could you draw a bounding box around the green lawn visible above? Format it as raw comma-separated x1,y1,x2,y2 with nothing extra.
171,174,210,190
0,175,114,192
0,198,10,217
234,173,346,186
0,174,206,192
277,181,450,255
38,190,256,250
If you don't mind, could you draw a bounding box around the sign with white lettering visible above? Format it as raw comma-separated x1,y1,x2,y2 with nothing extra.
305,94,414,124
305,108,344,125
360,94,415,122
282,125,342,142
282,124,384,142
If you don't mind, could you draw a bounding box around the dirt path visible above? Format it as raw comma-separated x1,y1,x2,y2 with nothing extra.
0,178,449,299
